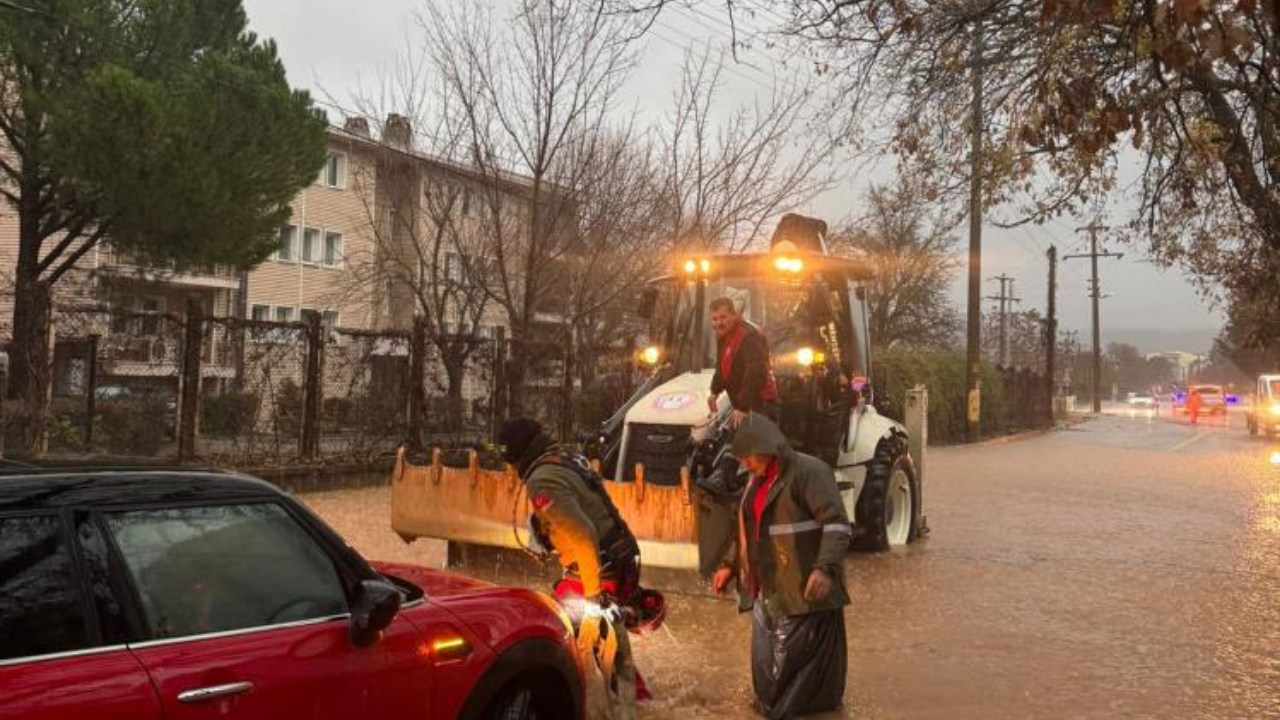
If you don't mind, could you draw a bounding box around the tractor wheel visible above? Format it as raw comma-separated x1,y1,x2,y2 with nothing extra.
852,433,920,552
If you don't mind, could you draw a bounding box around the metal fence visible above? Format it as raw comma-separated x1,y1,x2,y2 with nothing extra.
26,304,499,467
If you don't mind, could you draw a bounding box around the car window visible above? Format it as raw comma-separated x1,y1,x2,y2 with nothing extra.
0,515,91,661
106,504,348,640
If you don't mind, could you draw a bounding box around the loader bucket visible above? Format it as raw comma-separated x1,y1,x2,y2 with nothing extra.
390,447,704,570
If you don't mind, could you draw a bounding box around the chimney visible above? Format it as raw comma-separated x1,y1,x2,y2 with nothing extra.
343,116,370,138
383,114,412,150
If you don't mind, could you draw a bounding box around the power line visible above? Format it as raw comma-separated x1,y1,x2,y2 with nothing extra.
1064,222,1123,413
984,274,1021,366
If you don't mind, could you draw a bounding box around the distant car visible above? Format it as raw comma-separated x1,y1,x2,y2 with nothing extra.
1182,384,1227,415
1126,392,1157,409
1246,374,1280,438
0,469,584,720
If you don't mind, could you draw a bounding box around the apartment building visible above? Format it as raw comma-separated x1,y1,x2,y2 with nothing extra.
0,115,566,425
246,122,379,332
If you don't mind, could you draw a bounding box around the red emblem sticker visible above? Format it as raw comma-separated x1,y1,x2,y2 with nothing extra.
531,492,554,511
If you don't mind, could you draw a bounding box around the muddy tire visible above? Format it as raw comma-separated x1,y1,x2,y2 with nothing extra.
852,433,920,552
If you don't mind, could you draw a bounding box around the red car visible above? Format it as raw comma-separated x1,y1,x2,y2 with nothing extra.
0,469,583,720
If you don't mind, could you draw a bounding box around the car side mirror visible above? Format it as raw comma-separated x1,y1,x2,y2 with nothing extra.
350,579,402,648
637,287,659,319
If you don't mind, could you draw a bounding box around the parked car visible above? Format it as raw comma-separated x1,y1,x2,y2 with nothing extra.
0,468,583,720
93,383,178,439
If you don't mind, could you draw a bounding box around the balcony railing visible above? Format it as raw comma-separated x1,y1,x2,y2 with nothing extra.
99,246,236,280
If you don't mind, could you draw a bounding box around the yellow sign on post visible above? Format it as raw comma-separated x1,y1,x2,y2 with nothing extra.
967,388,982,424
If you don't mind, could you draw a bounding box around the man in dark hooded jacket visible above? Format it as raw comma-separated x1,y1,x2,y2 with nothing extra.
712,413,851,720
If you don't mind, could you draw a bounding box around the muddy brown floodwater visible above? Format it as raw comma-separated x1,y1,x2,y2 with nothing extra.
302,410,1280,719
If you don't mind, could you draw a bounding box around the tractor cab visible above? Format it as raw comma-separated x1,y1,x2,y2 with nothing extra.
596,243,876,483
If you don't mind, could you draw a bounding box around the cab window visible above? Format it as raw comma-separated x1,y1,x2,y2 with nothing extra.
106,504,348,640
0,515,91,661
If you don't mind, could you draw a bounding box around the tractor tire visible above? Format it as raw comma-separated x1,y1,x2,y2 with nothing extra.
852,433,920,552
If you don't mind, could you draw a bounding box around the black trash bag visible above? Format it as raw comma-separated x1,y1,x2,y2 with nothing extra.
750,604,847,720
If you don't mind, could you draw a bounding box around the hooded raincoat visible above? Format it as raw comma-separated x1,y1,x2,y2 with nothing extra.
721,414,851,719
722,414,851,617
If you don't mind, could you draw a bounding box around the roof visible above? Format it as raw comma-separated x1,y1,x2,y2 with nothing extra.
0,469,281,512
325,125,555,199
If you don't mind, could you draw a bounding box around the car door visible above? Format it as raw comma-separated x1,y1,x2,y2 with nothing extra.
0,513,162,720
103,501,432,719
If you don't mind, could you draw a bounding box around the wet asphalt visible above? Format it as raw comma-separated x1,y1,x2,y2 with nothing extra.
303,405,1280,719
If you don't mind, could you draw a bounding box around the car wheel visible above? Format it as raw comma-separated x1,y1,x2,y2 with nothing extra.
482,683,539,720
852,433,919,552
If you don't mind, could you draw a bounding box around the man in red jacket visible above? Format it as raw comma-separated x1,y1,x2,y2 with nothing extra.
708,297,779,428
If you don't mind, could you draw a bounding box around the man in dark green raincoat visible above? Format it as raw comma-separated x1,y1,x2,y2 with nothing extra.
713,413,850,719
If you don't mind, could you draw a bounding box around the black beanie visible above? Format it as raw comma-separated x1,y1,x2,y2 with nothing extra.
497,417,543,465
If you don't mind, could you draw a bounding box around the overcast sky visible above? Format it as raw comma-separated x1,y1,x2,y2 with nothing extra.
243,0,1225,353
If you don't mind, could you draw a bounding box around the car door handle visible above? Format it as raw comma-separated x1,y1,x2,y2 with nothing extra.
177,681,255,704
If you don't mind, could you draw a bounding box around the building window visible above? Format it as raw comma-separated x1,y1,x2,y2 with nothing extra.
324,232,343,267
445,252,463,282
274,306,295,323
382,279,393,317
321,310,339,328
250,304,270,322
302,227,320,264
323,152,346,188
274,225,297,262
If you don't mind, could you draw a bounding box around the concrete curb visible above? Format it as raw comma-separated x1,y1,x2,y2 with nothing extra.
942,415,1091,450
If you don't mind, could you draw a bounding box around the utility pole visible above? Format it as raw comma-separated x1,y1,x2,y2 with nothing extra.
1065,224,1123,414
965,17,985,442
984,274,1021,367
1061,329,1079,389
1045,246,1057,420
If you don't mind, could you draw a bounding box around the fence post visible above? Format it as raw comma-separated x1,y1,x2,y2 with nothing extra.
84,334,99,452
905,385,928,487
491,327,507,439
407,315,427,455
0,350,8,458
178,299,203,462
300,312,324,460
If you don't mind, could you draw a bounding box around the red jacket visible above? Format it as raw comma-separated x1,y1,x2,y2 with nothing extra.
710,321,777,412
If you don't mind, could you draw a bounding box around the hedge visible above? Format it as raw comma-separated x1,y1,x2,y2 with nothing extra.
872,349,1015,444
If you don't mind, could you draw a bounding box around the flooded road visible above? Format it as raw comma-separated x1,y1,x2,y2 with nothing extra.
303,409,1280,719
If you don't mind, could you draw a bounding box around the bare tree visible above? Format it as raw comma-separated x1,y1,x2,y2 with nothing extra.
329,88,500,433
657,46,838,252
831,175,962,350
554,130,668,437
419,0,647,419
